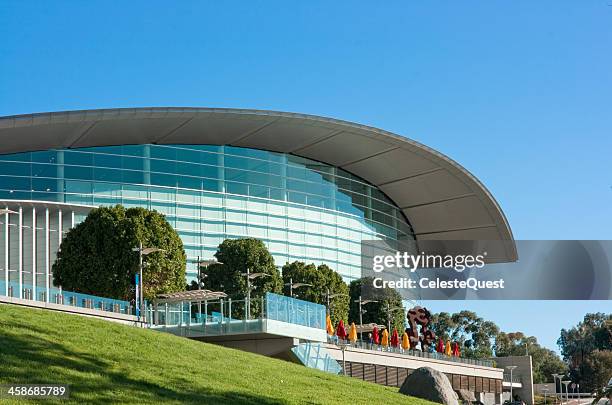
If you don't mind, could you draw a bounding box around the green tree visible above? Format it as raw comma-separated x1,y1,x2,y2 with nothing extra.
205,238,282,318
557,312,612,391
582,350,612,395
495,331,566,383
431,311,500,359
53,205,186,301
281,261,349,325
348,277,405,332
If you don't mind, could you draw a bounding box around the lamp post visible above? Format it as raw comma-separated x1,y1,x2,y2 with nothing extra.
0,208,18,297
385,303,404,333
552,374,562,404
284,278,312,298
241,267,269,319
506,365,517,402
354,296,377,341
132,242,164,323
338,341,350,376
561,381,570,404
321,287,348,317
196,258,222,321
197,258,222,290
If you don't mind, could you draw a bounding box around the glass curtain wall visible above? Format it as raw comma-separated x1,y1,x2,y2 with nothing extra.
0,145,415,281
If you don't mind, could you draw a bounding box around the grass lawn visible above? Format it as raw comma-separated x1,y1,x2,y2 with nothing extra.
0,304,435,404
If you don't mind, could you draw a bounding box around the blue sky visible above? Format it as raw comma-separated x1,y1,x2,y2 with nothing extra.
0,1,610,353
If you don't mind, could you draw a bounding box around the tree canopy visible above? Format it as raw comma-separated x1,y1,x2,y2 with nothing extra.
557,312,612,390
204,238,282,317
431,311,567,383
495,331,566,383
348,277,405,332
281,261,349,325
431,311,499,359
53,205,186,301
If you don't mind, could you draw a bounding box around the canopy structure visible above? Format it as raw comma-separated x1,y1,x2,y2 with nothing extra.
0,107,517,262
355,323,386,333
155,289,227,304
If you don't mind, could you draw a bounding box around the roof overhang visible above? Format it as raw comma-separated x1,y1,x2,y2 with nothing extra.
0,107,517,262
155,289,227,303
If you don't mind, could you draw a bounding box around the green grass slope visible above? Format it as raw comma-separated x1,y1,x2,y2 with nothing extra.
0,305,433,405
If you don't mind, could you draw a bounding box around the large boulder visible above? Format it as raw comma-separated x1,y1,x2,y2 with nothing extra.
399,367,459,405
457,389,476,402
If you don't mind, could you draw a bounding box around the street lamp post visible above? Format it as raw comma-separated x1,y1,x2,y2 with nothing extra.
385,303,404,333
196,258,222,321
132,242,164,323
338,341,350,376
506,365,517,402
354,296,377,341
552,374,562,404
561,381,571,404
241,267,269,319
284,278,312,298
197,258,222,290
321,288,348,313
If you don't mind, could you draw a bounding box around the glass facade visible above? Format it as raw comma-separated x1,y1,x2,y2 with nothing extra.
0,144,414,282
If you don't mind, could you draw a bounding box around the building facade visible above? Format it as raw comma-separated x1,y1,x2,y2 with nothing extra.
0,108,516,301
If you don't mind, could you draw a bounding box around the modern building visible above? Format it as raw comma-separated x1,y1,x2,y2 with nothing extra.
0,108,516,301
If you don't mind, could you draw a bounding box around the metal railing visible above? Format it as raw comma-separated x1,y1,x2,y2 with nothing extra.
503,372,522,383
0,280,135,315
327,336,496,368
146,292,326,334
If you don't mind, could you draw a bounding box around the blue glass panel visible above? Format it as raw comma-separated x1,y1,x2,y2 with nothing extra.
0,176,30,190
150,159,176,175
94,168,123,182
177,176,201,190
94,153,122,168
0,161,30,176
122,170,145,184
121,145,145,156
64,151,93,166
122,156,145,171
151,173,176,188
64,165,93,181
31,151,57,163
150,145,177,160
32,177,58,192
0,152,31,162
31,163,57,178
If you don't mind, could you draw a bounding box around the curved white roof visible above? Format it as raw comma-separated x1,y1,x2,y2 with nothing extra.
0,107,517,262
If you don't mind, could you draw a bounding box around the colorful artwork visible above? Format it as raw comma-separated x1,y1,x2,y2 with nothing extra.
405,306,437,351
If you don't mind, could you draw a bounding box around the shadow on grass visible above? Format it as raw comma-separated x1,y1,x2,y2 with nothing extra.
0,315,286,405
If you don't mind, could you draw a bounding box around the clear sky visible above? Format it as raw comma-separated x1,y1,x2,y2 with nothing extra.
0,1,610,353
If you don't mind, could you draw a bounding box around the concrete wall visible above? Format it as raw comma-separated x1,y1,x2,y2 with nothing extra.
494,355,534,405
199,336,298,357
